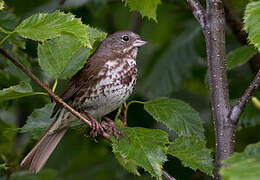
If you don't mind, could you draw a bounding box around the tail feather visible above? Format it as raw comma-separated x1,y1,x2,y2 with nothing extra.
21,128,67,173
21,109,70,173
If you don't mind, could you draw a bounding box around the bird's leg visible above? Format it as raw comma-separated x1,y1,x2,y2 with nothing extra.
119,102,127,126
101,117,124,141
84,112,104,141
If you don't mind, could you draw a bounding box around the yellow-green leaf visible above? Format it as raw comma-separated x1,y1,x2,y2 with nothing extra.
123,0,161,22
244,1,260,51
15,11,92,47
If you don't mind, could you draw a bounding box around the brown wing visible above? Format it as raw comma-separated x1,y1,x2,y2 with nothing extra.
50,52,107,118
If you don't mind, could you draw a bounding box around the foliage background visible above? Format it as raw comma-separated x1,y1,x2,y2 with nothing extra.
0,0,260,179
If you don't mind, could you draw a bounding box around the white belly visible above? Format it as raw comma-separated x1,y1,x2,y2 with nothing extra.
76,58,137,117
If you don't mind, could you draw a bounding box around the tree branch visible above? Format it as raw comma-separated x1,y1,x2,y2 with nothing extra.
0,48,174,180
186,0,206,30
230,70,260,123
188,0,234,179
162,169,176,180
205,1,234,179
0,48,112,140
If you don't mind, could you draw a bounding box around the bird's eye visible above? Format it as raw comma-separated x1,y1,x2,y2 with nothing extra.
122,35,130,42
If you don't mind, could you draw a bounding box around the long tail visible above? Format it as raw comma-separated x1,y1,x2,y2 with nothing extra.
20,110,69,173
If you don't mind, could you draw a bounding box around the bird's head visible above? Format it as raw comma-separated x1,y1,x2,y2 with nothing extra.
99,31,148,58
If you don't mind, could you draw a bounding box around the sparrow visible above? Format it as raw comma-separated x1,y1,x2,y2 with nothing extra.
20,31,147,173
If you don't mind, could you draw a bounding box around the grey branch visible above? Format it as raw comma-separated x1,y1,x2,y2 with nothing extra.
204,2,234,179
186,0,206,30
162,169,176,180
230,70,260,123
187,0,234,179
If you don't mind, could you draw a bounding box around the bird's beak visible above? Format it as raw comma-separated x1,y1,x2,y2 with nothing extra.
133,39,148,47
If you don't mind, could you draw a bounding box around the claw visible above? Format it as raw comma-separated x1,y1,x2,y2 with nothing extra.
90,119,104,142
101,117,125,142
84,112,104,142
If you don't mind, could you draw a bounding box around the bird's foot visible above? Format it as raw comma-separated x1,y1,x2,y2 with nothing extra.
101,117,125,141
84,112,104,142
90,119,104,142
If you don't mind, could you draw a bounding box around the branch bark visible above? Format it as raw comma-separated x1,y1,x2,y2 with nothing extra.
205,2,234,179
0,48,112,140
162,169,176,180
186,0,206,30
187,0,233,179
0,48,175,180
230,70,260,123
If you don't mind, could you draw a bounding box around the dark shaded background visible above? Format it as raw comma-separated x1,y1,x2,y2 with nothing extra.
0,0,260,179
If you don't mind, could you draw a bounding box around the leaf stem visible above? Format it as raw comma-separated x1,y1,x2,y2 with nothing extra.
32,92,48,96
0,33,11,47
126,100,144,114
52,79,58,92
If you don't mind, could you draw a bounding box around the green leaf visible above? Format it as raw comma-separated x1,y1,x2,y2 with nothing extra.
0,11,17,31
220,142,260,180
113,151,140,176
0,1,4,11
227,45,257,70
86,26,107,46
144,97,204,139
0,82,41,103
168,136,213,176
38,35,84,79
15,11,94,47
60,47,90,79
21,103,55,139
244,1,260,51
123,0,161,21
0,163,8,170
112,127,168,179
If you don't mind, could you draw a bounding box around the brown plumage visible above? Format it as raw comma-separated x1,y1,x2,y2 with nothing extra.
20,31,147,173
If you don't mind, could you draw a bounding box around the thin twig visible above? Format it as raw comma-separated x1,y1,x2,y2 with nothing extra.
230,70,260,123
186,0,206,30
0,48,103,134
162,169,176,180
